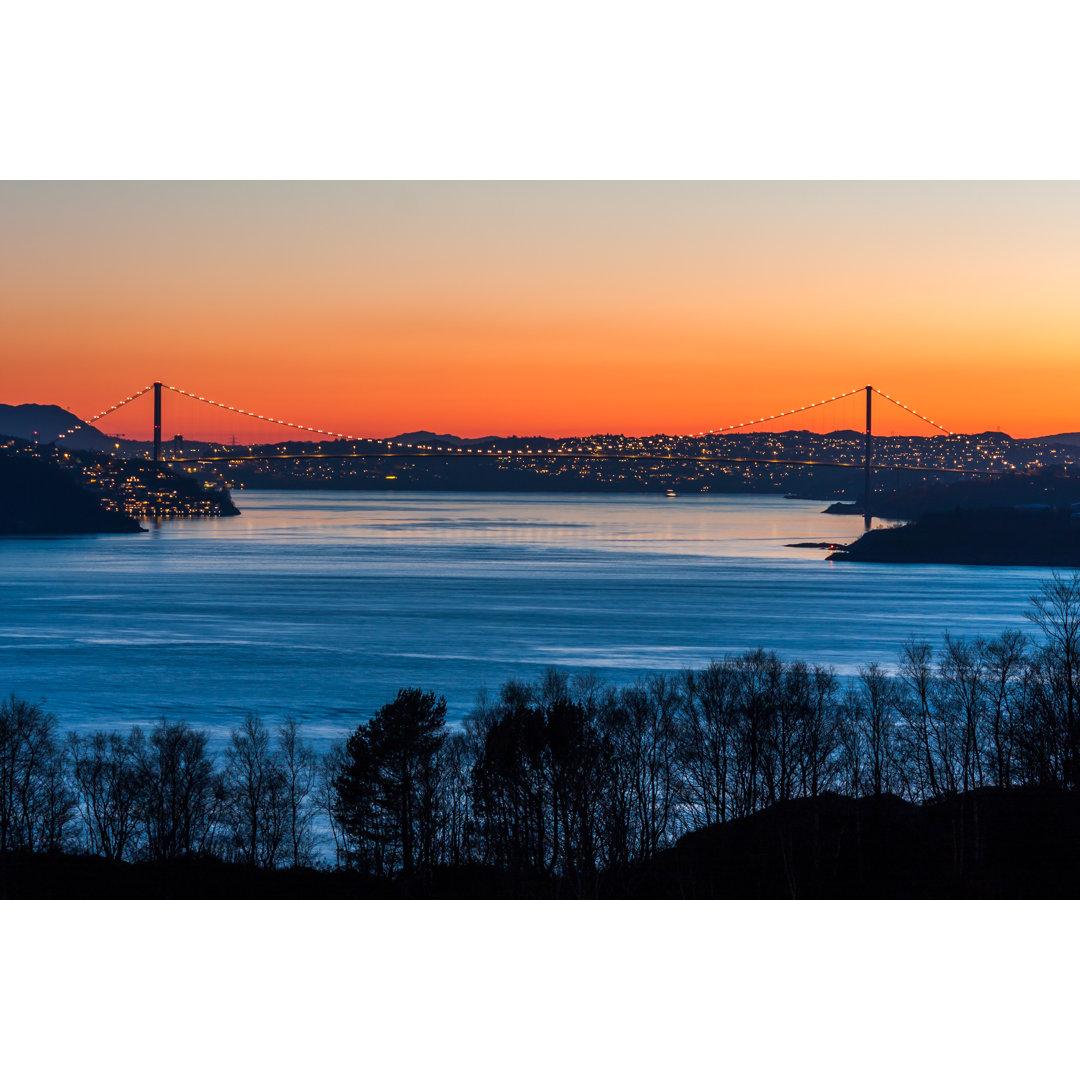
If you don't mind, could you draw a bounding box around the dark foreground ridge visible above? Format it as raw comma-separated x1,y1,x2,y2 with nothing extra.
3,786,1077,898
640,786,1080,898
830,506,1080,566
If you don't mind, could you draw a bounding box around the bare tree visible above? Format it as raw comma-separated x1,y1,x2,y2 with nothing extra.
732,649,783,815
277,718,318,868
677,660,739,827
1017,648,1072,786
979,630,1026,787
938,634,988,792
0,696,75,852
68,729,141,859
222,714,286,868
1026,571,1080,788
858,663,901,797
319,744,349,867
835,685,865,797
616,675,681,862
896,639,945,800
795,664,842,799
132,719,221,861
435,731,477,867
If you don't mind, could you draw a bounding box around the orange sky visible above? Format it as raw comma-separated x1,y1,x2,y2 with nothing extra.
2,181,1079,439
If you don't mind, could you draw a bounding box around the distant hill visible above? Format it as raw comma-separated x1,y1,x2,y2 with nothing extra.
0,403,121,451
391,430,546,447
1037,432,1080,447
390,427,872,445
392,430,470,446
855,470,1080,521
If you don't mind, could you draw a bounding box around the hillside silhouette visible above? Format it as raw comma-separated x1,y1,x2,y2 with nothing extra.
831,506,1080,566
0,455,143,533
0,403,120,451
4,786,1077,898
0,441,238,528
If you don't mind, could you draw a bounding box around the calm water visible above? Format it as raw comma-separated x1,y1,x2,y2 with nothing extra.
0,491,1052,748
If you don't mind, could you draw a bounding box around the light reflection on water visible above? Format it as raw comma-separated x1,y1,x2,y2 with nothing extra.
0,491,1051,749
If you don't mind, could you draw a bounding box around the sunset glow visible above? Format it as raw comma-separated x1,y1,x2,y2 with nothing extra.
3,181,1079,440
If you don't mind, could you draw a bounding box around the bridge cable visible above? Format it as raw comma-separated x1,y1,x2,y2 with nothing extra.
698,385,955,438
164,385,553,456
163,384,360,442
871,388,954,436
696,387,866,436
55,384,155,443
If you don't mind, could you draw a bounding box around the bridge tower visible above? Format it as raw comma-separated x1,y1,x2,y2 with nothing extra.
152,382,162,462
863,384,872,529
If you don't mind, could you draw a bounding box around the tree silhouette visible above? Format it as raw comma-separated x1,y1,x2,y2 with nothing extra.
857,663,899,797
278,718,318,868
131,719,220,860
334,688,447,876
222,714,286,868
0,696,74,852
319,743,349,867
435,730,478,867
980,630,1026,788
897,638,944,800
1026,570,1080,788
677,661,739,828
68,729,141,859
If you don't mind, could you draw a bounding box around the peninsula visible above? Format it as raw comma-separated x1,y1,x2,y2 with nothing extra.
0,454,143,534
0,440,239,534
830,506,1080,567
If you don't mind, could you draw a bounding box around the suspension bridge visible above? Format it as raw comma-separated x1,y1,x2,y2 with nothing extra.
53,381,996,527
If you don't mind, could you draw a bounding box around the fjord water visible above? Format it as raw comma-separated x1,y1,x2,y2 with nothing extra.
1,491,1051,748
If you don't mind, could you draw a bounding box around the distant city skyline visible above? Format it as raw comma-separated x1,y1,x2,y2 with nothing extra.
3,181,1079,440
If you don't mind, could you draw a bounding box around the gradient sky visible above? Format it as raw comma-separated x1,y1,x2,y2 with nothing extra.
2,181,1079,439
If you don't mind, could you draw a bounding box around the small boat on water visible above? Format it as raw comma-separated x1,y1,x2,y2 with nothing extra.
665,489,678,497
